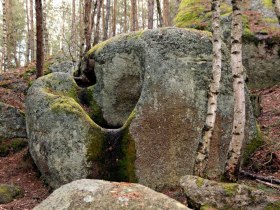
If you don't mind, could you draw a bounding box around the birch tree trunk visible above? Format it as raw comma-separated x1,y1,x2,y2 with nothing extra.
225,0,246,181
148,0,154,29
2,0,8,71
103,0,111,40
35,0,44,78
194,0,222,177
156,0,163,27
30,0,35,61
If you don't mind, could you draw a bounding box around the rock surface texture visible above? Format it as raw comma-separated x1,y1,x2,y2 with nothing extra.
33,179,190,210
0,102,26,140
175,0,280,89
180,175,280,210
26,28,257,189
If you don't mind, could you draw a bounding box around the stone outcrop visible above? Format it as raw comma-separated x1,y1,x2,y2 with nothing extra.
34,179,190,210
180,175,280,210
26,28,257,189
0,102,26,140
175,0,280,88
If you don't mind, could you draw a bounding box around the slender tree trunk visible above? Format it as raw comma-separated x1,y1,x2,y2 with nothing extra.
141,0,145,29
103,0,111,40
35,0,44,78
79,0,84,60
102,0,105,36
71,0,76,58
124,0,127,32
84,0,93,52
163,0,171,26
225,0,245,182
93,0,103,46
112,0,117,36
148,0,154,29
273,0,280,24
130,0,137,31
156,0,163,27
30,0,35,61
43,0,49,56
2,0,8,71
26,0,31,64
194,0,222,177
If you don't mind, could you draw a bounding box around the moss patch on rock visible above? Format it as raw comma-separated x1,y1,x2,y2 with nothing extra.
0,184,24,204
243,123,264,166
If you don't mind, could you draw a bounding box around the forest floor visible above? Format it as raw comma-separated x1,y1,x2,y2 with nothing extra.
0,65,279,209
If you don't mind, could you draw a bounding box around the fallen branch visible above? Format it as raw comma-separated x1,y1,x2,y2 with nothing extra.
256,179,280,191
240,170,280,185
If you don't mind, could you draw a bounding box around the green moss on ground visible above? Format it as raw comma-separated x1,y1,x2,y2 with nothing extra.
265,201,280,210
0,184,23,204
243,124,264,166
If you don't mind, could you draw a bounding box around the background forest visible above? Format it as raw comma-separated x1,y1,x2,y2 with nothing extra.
0,0,180,71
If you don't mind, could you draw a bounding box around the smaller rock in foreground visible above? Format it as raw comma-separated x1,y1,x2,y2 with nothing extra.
180,175,279,210
34,179,190,210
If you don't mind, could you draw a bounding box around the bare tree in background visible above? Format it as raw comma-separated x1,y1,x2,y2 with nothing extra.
130,0,138,31
148,0,154,29
225,0,246,181
156,0,163,27
35,0,44,78
163,0,171,26
2,0,8,71
103,0,111,40
30,0,35,61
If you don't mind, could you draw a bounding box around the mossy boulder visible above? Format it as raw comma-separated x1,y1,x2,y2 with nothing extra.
80,28,257,188
0,184,24,204
0,102,27,140
180,175,279,210
27,28,258,190
33,179,190,210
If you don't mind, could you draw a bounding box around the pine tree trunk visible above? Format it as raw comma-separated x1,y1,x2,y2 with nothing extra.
79,0,84,61
130,0,137,31
163,0,171,26
84,0,93,52
194,0,222,177
225,0,245,182
156,0,163,27
30,0,35,61
35,0,44,78
93,0,103,46
103,0,111,40
26,0,31,64
112,0,117,36
148,0,154,29
2,0,8,71
141,0,145,29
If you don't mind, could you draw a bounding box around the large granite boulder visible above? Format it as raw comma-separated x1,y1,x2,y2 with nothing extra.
26,28,257,189
0,102,27,140
34,179,190,210
180,175,280,210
